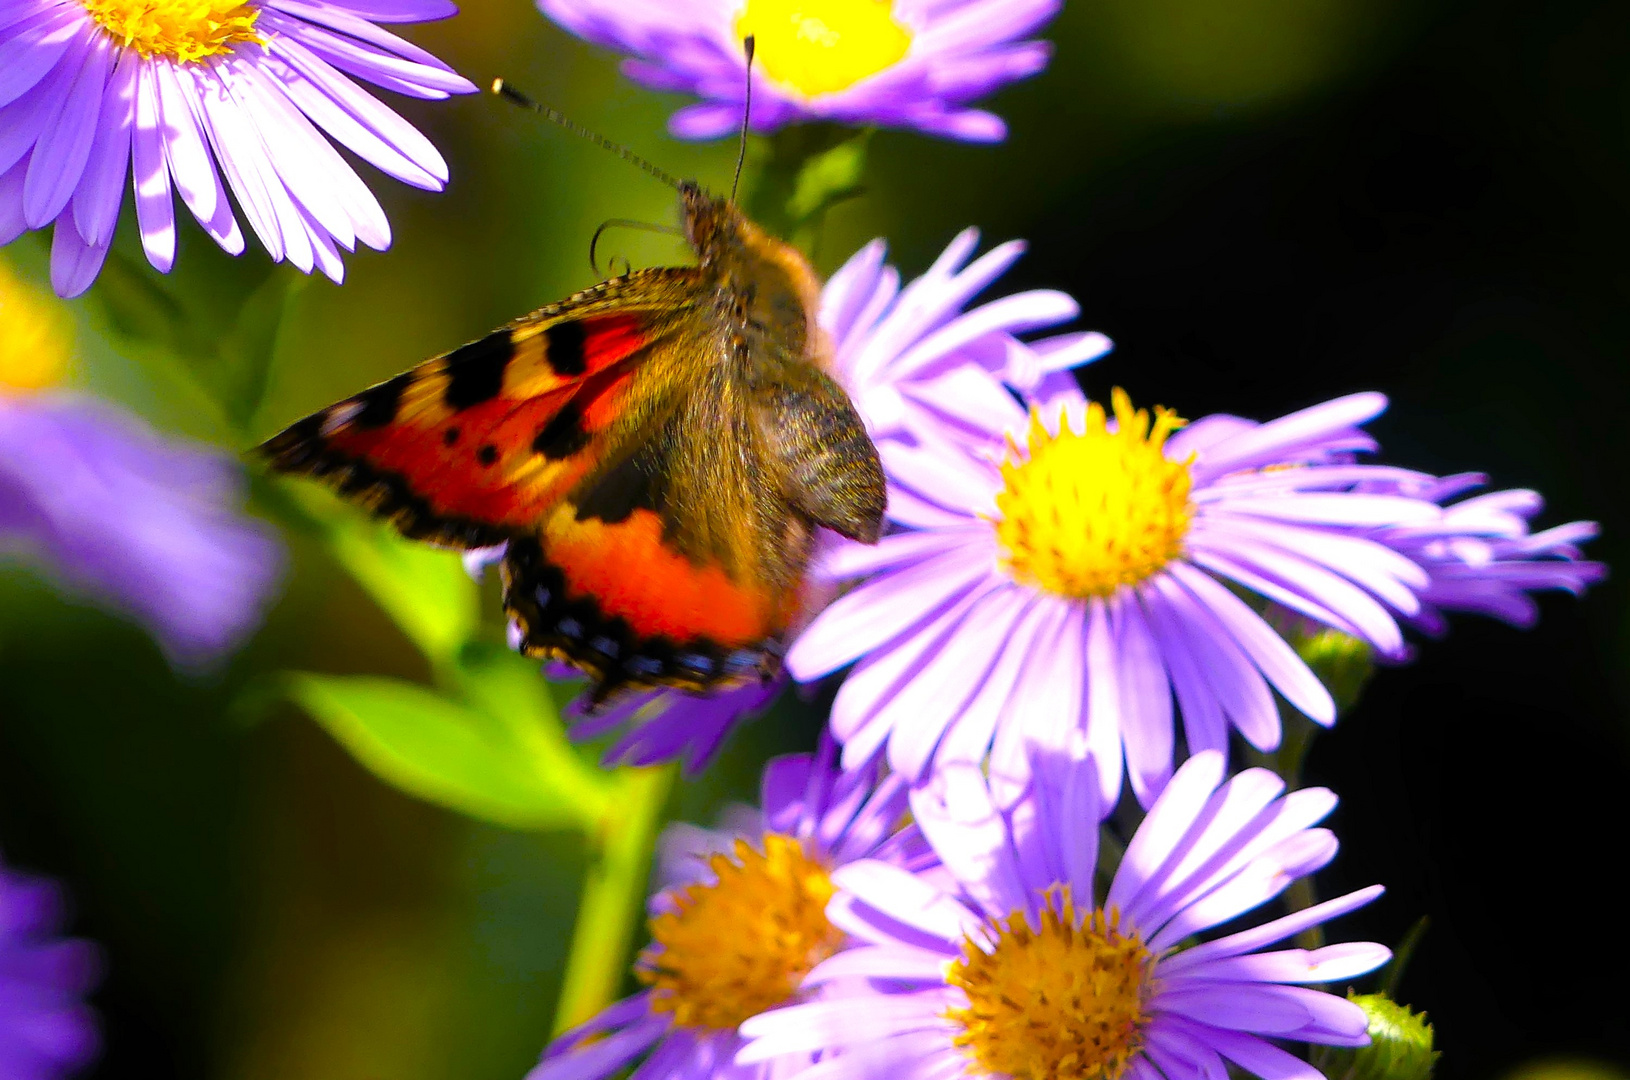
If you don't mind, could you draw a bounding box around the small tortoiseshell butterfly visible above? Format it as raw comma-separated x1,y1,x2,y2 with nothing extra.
260,178,886,706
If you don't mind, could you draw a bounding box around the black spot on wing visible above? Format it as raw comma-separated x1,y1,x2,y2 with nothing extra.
443,330,512,409
353,373,410,428
532,401,591,460
477,444,499,466
544,321,587,376
572,451,662,526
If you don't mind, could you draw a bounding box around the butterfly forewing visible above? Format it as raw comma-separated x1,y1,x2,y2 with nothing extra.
260,271,697,548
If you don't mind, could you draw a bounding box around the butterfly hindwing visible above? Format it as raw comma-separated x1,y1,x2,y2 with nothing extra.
259,271,697,548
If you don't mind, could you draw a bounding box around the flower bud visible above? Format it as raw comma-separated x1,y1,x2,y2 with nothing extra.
1321,993,1439,1080
1295,626,1375,715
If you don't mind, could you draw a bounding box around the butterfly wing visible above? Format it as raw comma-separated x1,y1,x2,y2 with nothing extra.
258,269,701,548
501,327,815,700
502,330,886,702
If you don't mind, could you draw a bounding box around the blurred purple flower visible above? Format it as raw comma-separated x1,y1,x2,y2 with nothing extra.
528,738,929,1080
0,0,476,297
538,0,1060,142
788,381,1476,806
0,393,285,668
0,851,101,1080
738,749,1389,1080
1365,472,1603,636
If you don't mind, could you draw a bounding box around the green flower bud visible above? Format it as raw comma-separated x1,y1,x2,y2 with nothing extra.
1294,626,1374,715
1318,993,1439,1080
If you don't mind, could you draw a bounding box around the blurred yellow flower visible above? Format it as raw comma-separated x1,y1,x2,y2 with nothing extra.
0,259,70,392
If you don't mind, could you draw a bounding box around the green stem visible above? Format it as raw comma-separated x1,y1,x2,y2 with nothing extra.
1268,710,1326,948
1245,626,1375,949
744,124,872,257
551,764,676,1035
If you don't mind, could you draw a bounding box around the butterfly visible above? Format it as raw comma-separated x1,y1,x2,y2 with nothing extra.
259,181,887,706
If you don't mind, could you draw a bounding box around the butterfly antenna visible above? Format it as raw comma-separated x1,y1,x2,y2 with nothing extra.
491,79,683,191
730,35,755,204
589,218,685,277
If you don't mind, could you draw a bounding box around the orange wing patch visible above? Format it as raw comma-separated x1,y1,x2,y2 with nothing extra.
543,504,775,646
501,504,792,701
259,314,652,548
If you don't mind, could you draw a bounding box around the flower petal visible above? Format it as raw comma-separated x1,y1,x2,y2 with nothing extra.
786,539,995,680
24,29,109,228
71,46,135,249
1169,563,1335,726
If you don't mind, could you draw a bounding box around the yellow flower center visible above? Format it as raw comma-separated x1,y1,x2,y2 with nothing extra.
639,833,842,1031
994,389,1194,600
82,0,262,61
947,891,1155,1080
735,0,911,98
0,260,70,392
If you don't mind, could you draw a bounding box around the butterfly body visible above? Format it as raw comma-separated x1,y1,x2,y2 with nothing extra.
262,183,885,703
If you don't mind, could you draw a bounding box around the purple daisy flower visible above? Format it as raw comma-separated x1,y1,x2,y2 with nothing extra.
0,0,475,297
0,393,285,668
787,379,1492,806
537,0,1060,142
738,748,1390,1080
0,851,101,1080
528,738,929,1080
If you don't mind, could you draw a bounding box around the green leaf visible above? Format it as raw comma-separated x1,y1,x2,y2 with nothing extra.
451,641,615,821
217,271,309,430
787,131,872,227
82,244,303,441
743,123,872,248
272,480,480,666
325,518,478,666
285,672,602,831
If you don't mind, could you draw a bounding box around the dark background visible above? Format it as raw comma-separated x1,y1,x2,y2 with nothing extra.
2,0,1627,1076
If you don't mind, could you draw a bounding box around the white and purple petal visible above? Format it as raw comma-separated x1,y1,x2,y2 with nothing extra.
0,0,472,295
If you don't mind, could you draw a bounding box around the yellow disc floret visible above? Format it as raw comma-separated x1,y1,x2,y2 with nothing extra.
947,890,1154,1080
735,0,911,98
83,0,262,62
0,260,70,392
639,834,843,1031
995,388,1194,600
